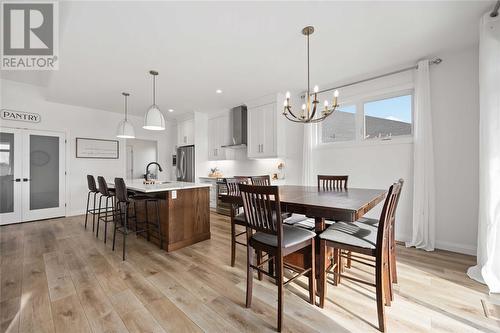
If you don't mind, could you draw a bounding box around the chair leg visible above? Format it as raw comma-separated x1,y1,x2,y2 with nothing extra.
276,252,284,332
383,250,392,307
375,258,386,332
145,200,150,241
85,191,91,229
155,201,163,250
92,193,97,232
309,238,316,305
230,218,236,267
123,205,128,261
257,250,263,281
319,240,327,308
104,196,109,244
96,195,103,239
245,244,253,308
390,226,397,284
346,250,352,269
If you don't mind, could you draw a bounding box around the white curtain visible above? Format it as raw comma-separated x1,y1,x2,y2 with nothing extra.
467,13,500,293
302,123,315,186
406,59,436,251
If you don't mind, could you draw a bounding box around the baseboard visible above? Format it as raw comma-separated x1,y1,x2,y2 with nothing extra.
435,240,477,256
68,210,85,217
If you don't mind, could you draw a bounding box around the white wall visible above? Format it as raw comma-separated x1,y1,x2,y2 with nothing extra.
1,79,172,216
431,46,479,254
309,45,479,254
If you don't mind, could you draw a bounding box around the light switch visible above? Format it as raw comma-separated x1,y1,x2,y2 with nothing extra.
172,190,177,199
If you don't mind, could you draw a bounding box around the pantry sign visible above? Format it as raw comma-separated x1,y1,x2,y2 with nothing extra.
1,109,41,123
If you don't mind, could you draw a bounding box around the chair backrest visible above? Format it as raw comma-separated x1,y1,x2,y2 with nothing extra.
375,181,402,257
114,178,128,203
87,175,97,192
317,175,348,190
224,177,250,196
238,184,283,242
250,175,271,186
97,176,111,196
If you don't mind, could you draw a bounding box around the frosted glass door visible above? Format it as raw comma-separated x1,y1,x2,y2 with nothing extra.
0,128,22,225
22,130,66,222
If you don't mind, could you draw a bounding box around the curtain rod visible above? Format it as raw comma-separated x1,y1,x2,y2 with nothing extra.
301,57,442,98
491,0,500,17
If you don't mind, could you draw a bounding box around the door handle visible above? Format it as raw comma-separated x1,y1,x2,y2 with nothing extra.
11,178,21,182
23,178,30,182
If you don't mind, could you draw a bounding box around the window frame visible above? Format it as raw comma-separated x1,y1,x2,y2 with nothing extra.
318,85,414,148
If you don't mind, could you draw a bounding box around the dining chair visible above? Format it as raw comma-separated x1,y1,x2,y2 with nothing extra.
239,184,316,332
318,181,402,332
355,178,404,289
224,177,251,267
317,175,348,190
250,175,271,186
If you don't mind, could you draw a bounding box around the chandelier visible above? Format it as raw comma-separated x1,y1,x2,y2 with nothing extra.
283,26,339,123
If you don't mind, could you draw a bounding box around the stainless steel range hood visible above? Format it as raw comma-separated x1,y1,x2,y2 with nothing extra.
221,105,247,149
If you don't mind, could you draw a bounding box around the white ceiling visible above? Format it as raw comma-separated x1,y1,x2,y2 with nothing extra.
1,1,494,118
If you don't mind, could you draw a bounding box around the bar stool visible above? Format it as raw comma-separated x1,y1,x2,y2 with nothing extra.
112,178,164,260
96,176,116,243
129,192,164,250
84,175,99,231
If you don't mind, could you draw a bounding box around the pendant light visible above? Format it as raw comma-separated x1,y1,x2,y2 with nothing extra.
116,92,135,138
143,70,166,130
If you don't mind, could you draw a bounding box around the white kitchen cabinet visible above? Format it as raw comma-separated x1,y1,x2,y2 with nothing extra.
247,94,284,159
208,115,230,160
177,118,194,146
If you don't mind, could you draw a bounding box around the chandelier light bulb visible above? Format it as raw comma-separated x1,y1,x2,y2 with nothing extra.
301,104,306,110
286,91,291,99
283,100,288,107
314,85,319,93
324,100,329,107
334,90,339,97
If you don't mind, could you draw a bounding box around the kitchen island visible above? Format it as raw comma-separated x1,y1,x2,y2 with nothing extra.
116,180,211,252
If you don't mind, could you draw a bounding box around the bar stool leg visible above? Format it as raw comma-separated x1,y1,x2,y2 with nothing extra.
104,196,110,244
85,191,91,229
145,200,150,241
123,204,128,261
92,193,97,232
96,195,103,238
155,201,163,250
112,202,120,251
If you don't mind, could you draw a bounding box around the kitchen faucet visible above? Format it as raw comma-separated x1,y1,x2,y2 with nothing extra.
145,162,163,180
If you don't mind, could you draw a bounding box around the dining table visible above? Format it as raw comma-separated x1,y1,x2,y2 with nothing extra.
219,185,388,282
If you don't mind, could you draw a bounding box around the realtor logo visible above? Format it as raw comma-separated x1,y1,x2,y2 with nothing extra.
1,1,59,70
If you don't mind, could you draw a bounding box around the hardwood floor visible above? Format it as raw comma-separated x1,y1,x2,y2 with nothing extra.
1,212,499,333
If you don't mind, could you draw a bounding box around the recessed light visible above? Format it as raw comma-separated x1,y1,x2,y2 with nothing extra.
216,89,222,94
168,109,174,112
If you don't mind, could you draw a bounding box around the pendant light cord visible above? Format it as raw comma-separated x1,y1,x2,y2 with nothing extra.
152,74,156,105
307,33,310,96
124,94,128,121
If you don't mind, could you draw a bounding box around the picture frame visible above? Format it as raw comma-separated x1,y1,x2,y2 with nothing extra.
75,137,119,159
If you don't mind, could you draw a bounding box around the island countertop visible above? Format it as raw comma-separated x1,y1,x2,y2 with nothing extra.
109,179,211,193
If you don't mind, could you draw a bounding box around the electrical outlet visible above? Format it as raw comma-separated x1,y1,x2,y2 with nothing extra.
172,190,177,199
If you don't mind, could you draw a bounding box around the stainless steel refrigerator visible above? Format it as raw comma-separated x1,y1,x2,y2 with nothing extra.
176,145,195,182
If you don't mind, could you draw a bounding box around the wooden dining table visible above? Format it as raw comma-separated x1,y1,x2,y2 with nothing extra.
219,185,387,279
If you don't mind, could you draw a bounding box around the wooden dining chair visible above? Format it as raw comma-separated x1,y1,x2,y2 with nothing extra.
317,175,351,267
318,181,402,332
355,178,404,289
224,177,250,267
250,175,271,186
239,184,316,332
317,175,348,190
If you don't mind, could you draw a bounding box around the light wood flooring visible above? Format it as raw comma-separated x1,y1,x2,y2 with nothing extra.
1,212,500,333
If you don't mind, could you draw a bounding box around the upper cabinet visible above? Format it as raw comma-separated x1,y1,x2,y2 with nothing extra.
247,94,285,159
177,118,194,146
208,115,230,161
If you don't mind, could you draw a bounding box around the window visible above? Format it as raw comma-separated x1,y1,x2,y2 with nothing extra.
319,90,413,144
321,105,356,143
364,94,412,139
